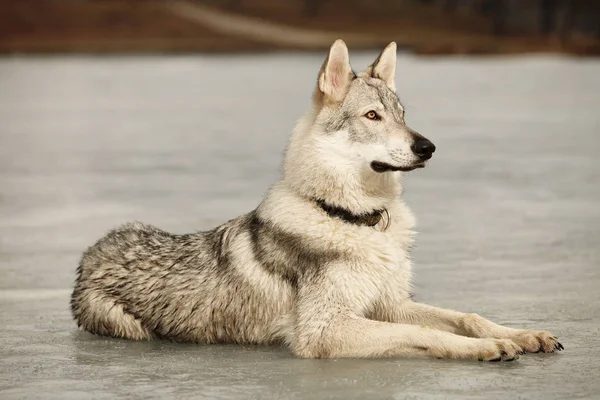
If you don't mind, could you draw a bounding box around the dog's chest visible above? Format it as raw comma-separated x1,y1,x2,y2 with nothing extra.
331,228,412,311
363,231,411,280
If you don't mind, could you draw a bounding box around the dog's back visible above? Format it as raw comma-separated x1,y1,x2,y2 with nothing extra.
71,216,295,343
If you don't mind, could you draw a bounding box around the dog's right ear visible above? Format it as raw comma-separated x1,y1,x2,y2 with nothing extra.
317,39,354,103
365,41,397,92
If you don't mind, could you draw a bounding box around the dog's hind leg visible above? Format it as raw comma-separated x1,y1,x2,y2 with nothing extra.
72,291,151,340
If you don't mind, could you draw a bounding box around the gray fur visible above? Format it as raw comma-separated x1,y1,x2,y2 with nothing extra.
247,211,341,288
72,216,288,344
71,208,343,344
326,78,407,143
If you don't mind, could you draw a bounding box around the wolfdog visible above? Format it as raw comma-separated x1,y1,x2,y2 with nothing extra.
71,40,563,361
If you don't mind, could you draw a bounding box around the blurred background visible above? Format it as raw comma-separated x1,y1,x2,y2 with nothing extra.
1,0,600,55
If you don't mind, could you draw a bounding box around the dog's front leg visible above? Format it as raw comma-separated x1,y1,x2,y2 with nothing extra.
292,315,523,361
376,301,563,354
290,278,521,361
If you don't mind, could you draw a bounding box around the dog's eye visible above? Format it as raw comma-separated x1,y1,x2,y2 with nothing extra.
365,110,381,121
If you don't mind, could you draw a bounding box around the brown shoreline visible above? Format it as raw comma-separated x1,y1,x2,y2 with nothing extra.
1,1,598,56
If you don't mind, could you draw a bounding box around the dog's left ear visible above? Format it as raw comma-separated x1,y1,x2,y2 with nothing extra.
366,41,397,92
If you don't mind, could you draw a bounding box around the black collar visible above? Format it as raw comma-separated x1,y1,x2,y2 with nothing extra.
314,199,387,228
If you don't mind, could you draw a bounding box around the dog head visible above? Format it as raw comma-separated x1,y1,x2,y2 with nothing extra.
312,39,435,173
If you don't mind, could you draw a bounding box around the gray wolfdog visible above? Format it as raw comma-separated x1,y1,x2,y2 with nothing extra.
71,40,563,361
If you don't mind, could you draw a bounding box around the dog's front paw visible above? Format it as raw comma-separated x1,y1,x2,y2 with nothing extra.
509,330,563,353
476,338,522,362
435,338,522,361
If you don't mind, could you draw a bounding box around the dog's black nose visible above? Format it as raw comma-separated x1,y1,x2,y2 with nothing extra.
411,138,436,160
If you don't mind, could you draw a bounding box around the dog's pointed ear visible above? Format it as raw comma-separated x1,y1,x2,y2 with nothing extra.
365,41,397,92
317,39,354,102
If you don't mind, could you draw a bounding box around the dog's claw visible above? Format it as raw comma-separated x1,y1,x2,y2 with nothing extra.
556,342,564,351
489,357,502,362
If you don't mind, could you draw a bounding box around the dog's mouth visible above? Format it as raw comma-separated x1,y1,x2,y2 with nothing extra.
370,161,426,173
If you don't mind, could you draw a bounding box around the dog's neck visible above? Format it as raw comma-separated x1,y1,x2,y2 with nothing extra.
282,111,403,216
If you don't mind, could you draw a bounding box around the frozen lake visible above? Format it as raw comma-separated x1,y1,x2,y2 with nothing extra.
0,53,599,399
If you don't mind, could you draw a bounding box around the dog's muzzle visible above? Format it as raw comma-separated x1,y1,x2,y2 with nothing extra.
371,137,436,173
